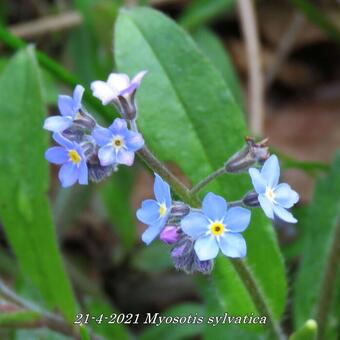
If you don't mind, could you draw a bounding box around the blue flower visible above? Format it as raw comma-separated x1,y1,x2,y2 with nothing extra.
136,174,172,245
92,118,144,166
181,193,251,261
45,133,88,188
249,155,299,223
43,85,84,132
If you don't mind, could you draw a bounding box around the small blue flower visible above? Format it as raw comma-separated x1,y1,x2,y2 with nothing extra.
249,155,299,223
43,85,84,132
181,193,251,261
92,118,144,167
45,133,88,188
136,174,172,245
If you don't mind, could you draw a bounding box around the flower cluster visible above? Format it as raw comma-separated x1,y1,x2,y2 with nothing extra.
43,72,146,187
43,70,299,276
136,154,299,274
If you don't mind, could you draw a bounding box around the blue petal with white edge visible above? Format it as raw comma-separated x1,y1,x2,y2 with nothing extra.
258,194,274,219
224,207,251,232
218,233,247,258
202,192,227,221
249,168,266,194
273,205,297,223
154,173,171,207
142,224,163,245
194,234,219,261
58,163,79,188
261,155,280,187
136,199,160,224
274,183,299,208
45,147,68,164
43,116,73,132
180,212,209,239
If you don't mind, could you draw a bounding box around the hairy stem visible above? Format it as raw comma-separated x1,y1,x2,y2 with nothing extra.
315,217,340,339
0,279,81,339
190,166,226,195
231,260,286,340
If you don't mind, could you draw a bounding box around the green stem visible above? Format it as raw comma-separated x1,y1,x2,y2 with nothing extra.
190,166,226,195
0,24,285,339
231,260,286,340
315,217,340,339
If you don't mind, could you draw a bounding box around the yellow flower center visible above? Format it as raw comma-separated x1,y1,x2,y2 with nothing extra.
159,203,167,217
210,222,225,236
112,137,124,149
68,149,81,164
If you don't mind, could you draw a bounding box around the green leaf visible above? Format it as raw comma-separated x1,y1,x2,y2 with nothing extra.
180,0,235,30
192,26,243,108
114,6,286,329
140,303,204,340
100,168,136,250
291,0,340,44
0,310,41,327
293,152,340,333
289,319,317,340
0,48,77,322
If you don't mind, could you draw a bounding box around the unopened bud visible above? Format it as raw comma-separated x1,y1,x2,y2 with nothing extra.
242,191,259,207
171,236,213,275
168,201,190,225
117,93,137,120
160,226,180,244
224,137,269,173
87,154,117,183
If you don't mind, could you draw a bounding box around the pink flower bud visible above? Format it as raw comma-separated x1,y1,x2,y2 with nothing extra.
159,226,180,244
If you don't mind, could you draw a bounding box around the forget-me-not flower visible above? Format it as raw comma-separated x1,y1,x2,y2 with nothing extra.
136,173,172,245
249,155,299,223
181,193,251,261
92,118,144,167
45,133,88,188
43,85,84,132
91,71,147,106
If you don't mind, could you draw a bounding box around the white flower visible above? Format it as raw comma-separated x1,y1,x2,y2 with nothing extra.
91,71,147,106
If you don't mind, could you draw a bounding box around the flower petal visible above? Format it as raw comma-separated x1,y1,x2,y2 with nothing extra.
43,116,72,132
261,155,280,187
194,234,219,261
141,223,162,245
273,205,297,223
92,127,113,146
109,118,128,134
91,80,116,105
258,194,274,219
154,173,171,207
202,192,227,221
52,132,74,149
131,70,147,86
274,183,299,208
218,233,247,258
224,207,251,232
249,168,266,194
116,149,135,166
58,162,79,188
125,131,144,152
107,73,130,93
181,212,209,239
136,199,160,224
98,145,115,166
78,161,88,185
58,95,74,117
73,85,84,109
45,147,68,164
